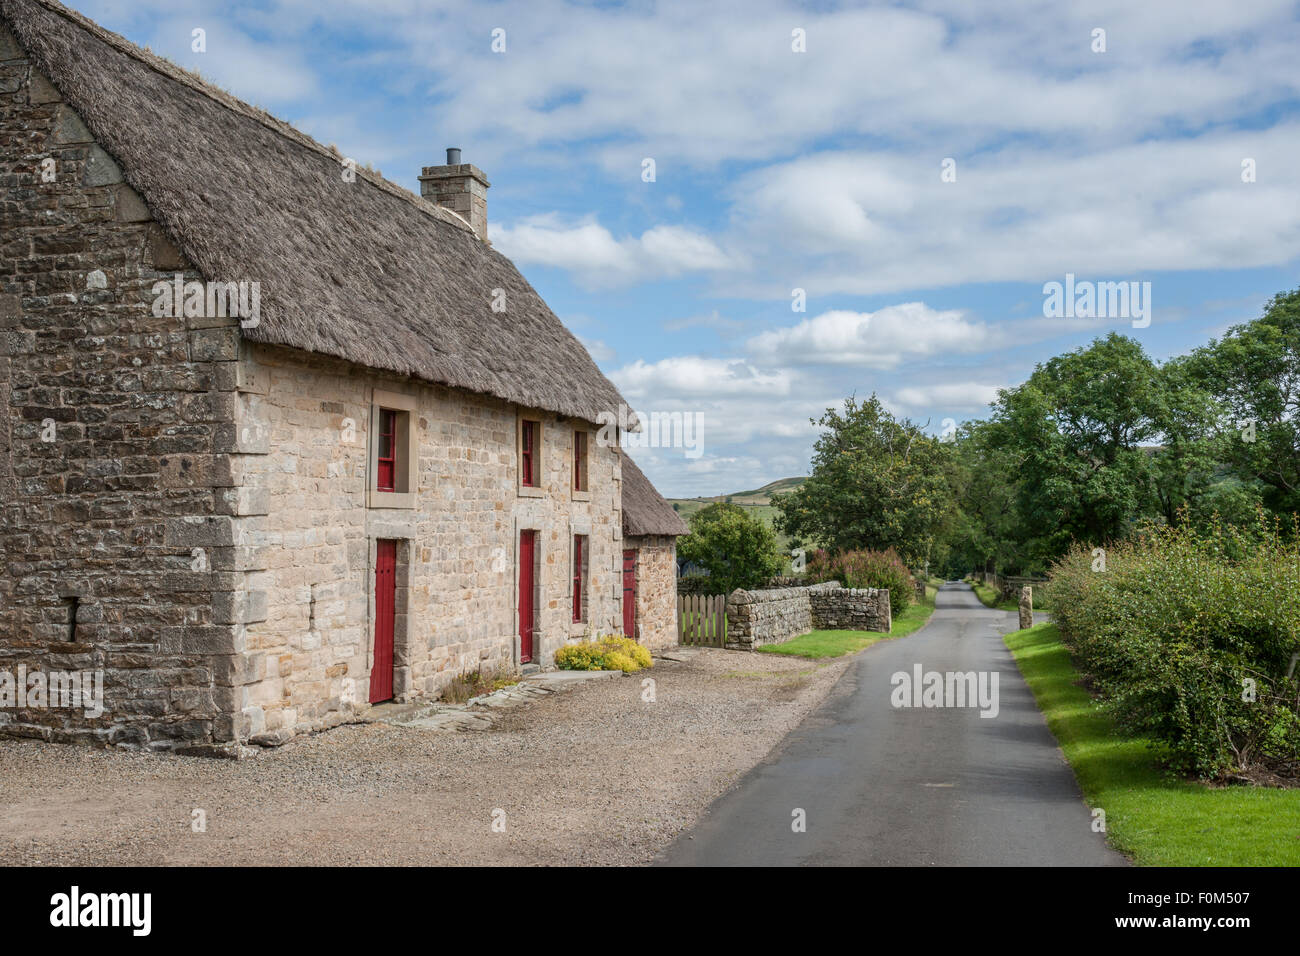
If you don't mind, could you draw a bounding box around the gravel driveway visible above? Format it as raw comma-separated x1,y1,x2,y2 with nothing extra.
0,648,848,866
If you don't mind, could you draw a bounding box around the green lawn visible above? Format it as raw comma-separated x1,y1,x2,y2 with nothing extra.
1005,622,1300,865
756,629,891,659
757,585,937,659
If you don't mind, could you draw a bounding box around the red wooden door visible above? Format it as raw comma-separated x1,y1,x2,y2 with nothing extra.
369,539,396,703
622,549,637,638
519,530,536,663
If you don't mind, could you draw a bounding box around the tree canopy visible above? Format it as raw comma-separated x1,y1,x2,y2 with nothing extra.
773,395,954,567
787,287,1300,578
677,502,784,593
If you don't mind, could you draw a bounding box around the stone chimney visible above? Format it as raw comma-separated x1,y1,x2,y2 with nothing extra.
419,147,490,242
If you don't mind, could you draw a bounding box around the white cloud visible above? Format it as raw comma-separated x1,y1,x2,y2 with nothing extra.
396,0,1300,172
612,357,790,399
748,304,990,369
725,127,1300,297
490,216,739,286
891,382,1004,414
80,0,1300,301
141,14,319,105
577,336,614,362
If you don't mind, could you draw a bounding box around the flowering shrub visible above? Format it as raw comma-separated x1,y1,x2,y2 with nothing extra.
807,547,913,613
555,634,653,673
1048,515,1300,778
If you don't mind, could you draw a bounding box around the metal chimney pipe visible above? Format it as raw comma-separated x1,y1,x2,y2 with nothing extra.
446,147,462,165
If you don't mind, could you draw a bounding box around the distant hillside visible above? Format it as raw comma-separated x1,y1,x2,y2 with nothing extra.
728,476,807,501
667,477,807,549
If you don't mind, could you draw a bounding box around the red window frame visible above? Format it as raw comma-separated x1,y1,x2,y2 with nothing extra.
377,408,397,492
572,534,585,623
573,429,588,492
521,420,539,487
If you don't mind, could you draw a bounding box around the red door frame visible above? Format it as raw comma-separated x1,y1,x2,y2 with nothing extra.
622,549,637,638
369,539,397,703
519,530,537,663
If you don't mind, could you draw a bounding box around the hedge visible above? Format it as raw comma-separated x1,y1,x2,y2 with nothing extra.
1047,517,1300,778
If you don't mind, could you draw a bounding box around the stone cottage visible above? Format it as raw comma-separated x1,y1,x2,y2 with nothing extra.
0,0,684,754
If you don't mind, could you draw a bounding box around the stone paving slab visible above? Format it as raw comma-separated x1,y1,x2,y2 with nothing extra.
524,670,622,688
655,646,704,663
370,668,627,733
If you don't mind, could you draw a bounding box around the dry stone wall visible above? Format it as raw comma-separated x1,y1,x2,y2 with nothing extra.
725,584,813,650
725,581,891,650
810,587,891,632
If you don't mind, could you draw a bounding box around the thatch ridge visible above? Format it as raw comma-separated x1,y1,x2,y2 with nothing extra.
1,0,633,426
622,454,688,538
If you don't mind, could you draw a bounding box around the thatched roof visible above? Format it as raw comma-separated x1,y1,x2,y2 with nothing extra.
1,0,632,426
622,455,688,538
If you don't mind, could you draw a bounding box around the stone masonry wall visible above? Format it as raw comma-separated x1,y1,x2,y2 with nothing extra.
810,587,891,633
629,534,676,651
228,344,625,743
726,582,890,650
724,582,837,650
0,33,244,753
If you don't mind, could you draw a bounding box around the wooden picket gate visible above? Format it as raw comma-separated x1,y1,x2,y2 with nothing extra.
677,593,728,647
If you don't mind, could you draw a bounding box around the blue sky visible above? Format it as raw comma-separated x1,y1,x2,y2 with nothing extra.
68,0,1300,496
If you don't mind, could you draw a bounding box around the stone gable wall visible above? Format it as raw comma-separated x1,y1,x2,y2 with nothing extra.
0,34,244,753
628,534,677,651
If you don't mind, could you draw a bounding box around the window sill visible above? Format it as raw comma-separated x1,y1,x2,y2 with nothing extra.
367,490,417,510
518,485,545,498
571,489,591,502
569,621,589,637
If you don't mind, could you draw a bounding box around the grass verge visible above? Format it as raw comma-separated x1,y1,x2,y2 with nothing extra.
1005,622,1300,865
967,577,1053,613
757,585,937,659
756,629,890,659
891,585,938,638
968,578,1017,611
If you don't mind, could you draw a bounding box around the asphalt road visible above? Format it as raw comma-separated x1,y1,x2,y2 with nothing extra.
658,581,1128,866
